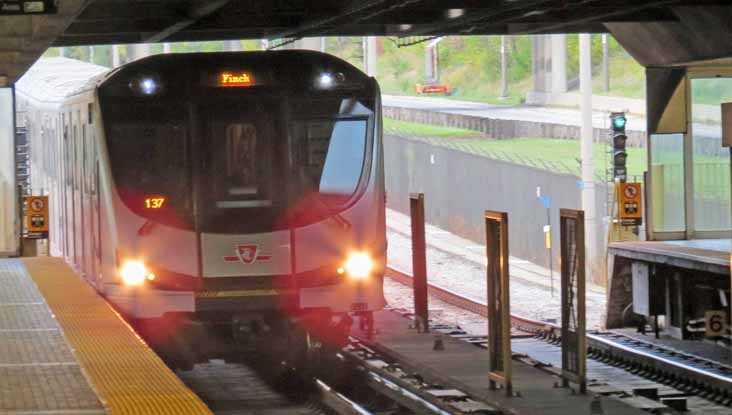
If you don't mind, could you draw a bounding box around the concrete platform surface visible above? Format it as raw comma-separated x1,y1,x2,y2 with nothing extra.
362,310,649,415
1,257,213,415
0,258,105,414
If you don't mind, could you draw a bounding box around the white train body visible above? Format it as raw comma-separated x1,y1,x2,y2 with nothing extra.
17,52,386,327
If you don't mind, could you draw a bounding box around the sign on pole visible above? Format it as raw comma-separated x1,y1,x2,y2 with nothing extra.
619,182,643,225
24,195,48,239
560,208,587,394
410,193,428,333
485,210,512,396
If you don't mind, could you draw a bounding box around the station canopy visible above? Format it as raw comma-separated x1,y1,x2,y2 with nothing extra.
2,1,732,84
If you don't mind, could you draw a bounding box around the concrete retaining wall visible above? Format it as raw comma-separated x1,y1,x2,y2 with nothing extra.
383,105,646,148
384,133,609,285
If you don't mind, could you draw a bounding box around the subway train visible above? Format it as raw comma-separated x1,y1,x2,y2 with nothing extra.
16,52,386,361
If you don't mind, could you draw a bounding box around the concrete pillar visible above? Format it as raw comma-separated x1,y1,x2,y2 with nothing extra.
531,35,552,93
500,35,508,98
320,37,326,53
127,43,150,62
551,34,567,93
579,33,598,272
112,45,120,67
58,47,65,57
89,46,94,64
224,40,239,51
0,87,16,255
602,34,609,94
296,37,322,51
163,43,171,53
365,36,377,77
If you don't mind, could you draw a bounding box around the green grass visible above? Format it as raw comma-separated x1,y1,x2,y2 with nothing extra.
383,118,483,138
384,121,648,178
459,138,647,178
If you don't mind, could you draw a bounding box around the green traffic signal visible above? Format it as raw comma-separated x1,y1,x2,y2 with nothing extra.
611,114,626,130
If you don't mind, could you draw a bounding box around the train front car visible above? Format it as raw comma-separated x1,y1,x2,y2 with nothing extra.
97,51,386,360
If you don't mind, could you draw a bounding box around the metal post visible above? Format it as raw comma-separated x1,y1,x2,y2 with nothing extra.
560,209,587,394
547,205,553,297
500,35,508,98
486,210,512,397
602,34,609,94
410,193,428,333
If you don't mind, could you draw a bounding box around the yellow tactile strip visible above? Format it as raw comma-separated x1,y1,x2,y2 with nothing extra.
22,257,213,415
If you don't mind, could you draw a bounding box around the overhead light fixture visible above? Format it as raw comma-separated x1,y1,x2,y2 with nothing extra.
446,9,465,19
23,1,45,13
398,24,412,32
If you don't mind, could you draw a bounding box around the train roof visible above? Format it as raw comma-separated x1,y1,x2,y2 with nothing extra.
16,57,108,106
102,50,370,91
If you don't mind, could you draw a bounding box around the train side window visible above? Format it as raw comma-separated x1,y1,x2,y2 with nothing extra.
293,119,367,205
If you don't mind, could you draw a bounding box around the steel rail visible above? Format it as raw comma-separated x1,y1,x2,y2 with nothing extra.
385,265,732,403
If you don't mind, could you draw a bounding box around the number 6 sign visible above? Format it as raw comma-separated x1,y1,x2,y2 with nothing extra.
705,310,727,337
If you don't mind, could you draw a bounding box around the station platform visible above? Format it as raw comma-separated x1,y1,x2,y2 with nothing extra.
0,257,212,415
609,239,730,275
358,310,650,415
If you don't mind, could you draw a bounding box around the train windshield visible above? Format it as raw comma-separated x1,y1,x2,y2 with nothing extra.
103,102,193,228
201,96,371,233
103,94,372,233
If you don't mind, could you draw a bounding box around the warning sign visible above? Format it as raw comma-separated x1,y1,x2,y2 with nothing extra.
25,195,48,238
619,183,642,225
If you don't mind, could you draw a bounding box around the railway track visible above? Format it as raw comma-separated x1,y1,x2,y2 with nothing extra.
162,314,493,415
386,265,732,407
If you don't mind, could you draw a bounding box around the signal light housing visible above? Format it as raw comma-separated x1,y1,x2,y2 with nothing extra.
610,112,628,182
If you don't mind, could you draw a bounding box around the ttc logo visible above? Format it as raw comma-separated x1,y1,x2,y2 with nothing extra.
223,244,272,264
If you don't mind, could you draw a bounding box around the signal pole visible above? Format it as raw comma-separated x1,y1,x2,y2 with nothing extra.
579,33,597,274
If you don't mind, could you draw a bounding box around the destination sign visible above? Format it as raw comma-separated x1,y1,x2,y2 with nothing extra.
0,1,56,14
218,72,254,87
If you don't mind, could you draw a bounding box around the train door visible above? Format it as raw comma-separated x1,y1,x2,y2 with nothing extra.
81,122,90,279
88,103,100,284
72,120,78,268
62,115,70,260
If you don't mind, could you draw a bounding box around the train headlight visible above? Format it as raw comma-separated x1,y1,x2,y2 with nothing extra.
343,252,373,280
119,260,149,286
318,73,334,88
129,76,162,96
140,78,157,95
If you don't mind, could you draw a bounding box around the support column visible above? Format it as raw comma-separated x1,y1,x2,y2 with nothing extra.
551,34,567,93
579,33,598,275
163,43,171,53
500,35,508,98
224,39,239,51
296,37,322,51
531,35,551,93
602,34,609,94
127,43,150,62
365,36,377,77
111,45,120,67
